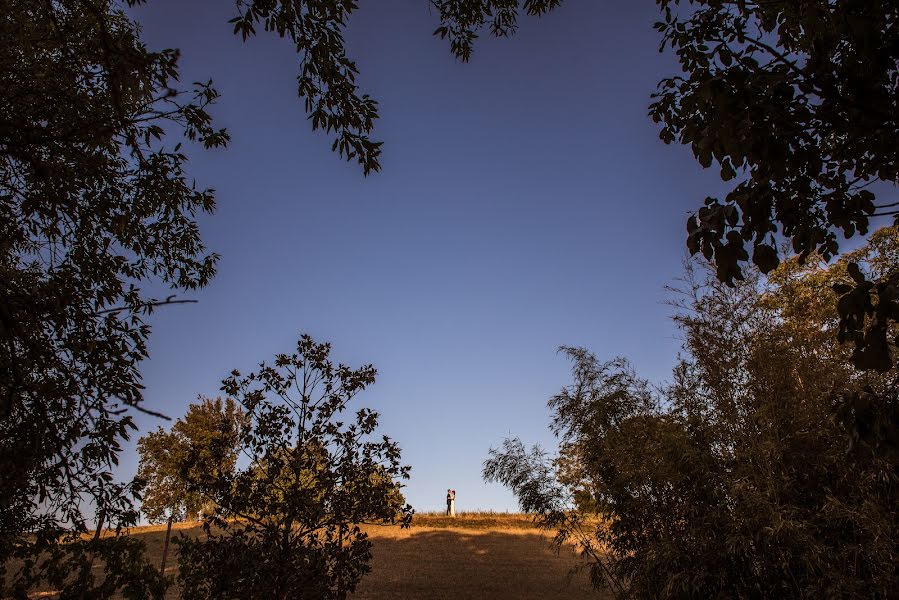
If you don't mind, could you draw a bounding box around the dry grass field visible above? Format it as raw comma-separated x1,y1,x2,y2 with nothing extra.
349,513,602,599
17,513,605,599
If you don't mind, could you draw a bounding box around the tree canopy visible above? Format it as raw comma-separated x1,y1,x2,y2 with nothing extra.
1,0,226,572
428,0,899,371
136,397,245,524
650,1,899,275
176,335,412,600
485,230,899,598
651,0,899,372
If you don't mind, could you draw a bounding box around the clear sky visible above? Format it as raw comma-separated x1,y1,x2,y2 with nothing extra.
124,0,732,512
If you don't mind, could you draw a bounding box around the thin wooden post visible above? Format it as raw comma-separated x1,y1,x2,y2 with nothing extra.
160,514,174,573
92,509,106,542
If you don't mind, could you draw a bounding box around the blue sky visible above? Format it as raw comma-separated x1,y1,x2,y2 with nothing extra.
125,0,732,512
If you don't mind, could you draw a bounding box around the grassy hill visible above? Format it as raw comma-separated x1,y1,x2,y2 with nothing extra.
123,512,602,599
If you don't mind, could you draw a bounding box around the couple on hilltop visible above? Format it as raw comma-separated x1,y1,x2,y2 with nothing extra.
445,489,456,517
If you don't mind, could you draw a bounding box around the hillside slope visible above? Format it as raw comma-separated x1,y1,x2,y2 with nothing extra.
351,514,601,599
35,514,603,599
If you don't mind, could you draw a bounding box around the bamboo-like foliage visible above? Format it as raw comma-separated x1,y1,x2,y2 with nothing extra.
486,233,899,598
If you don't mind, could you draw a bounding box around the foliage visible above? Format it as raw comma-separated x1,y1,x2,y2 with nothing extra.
0,0,562,570
834,261,899,372
0,0,550,595
4,534,168,600
228,0,381,174
225,0,557,173
6,0,897,596
136,397,245,524
485,235,899,598
1,0,405,592
649,0,899,371
429,0,899,275
175,335,412,600
650,1,899,274
1,0,228,594
430,0,563,61
428,1,899,372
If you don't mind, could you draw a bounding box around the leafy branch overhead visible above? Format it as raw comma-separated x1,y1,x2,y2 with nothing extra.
226,1,566,175
832,230,899,372
652,2,899,274
229,0,382,174
649,1,899,368
431,0,564,61
424,1,899,371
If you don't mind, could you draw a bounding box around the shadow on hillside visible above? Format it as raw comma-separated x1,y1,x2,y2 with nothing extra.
350,529,604,600
127,522,206,578
126,525,606,600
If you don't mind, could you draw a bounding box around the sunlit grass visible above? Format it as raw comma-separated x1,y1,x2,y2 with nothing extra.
16,515,605,599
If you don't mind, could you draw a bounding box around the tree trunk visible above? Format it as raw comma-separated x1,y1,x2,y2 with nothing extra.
93,508,106,542
160,515,174,573
81,509,106,600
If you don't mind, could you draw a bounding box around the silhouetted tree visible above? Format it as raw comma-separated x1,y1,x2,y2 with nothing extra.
486,231,899,598
1,0,226,594
6,0,897,594
3,0,413,592
175,335,412,600
649,0,899,373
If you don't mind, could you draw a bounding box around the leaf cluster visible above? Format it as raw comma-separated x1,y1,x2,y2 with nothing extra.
834,259,899,371
650,1,899,284
228,0,383,174
4,533,168,600
430,0,563,61
423,1,899,373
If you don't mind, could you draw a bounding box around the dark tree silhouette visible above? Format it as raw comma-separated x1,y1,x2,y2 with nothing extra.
5,0,897,595
1,1,225,594
176,335,412,600
486,234,899,598
648,0,899,372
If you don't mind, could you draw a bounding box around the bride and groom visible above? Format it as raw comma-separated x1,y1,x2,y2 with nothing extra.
445,489,456,517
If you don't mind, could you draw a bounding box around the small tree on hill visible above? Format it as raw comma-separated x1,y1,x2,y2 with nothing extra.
136,397,244,572
176,335,412,600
